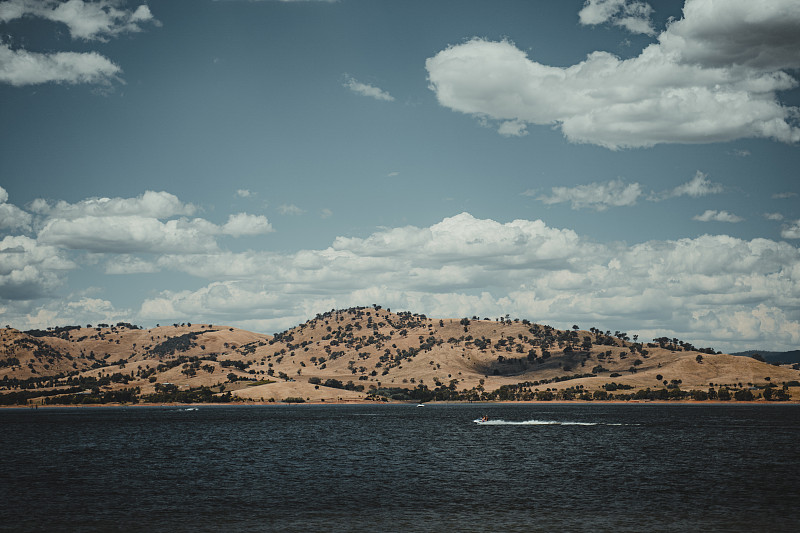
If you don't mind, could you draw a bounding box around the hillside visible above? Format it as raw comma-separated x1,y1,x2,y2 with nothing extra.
2,306,799,405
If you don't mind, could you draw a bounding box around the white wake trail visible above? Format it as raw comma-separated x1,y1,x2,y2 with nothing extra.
473,419,624,426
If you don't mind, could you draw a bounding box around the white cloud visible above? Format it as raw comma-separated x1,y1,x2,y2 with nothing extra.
658,0,800,71
30,190,196,219
4,296,132,330
579,0,655,35
764,212,784,221
0,1,158,87
782,220,800,239
497,120,529,137
0,43,121,86
0,185,32,231
32,191,272,254
278,204,305,215
38,216,222,254
0,235,74,300
320,208,333,219
221,213,274,236
236,189,252,198
534,179,643,211
0,0,158,41
343,75,395,102
426,0,800,149
773,192,797,199
693,210,744,223
649,170,724,201
141,281,283,321
37,213,274,254
669,171,724,198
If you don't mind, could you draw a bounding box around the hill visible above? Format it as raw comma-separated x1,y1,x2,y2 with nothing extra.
2,306,799,405
732,350,800,365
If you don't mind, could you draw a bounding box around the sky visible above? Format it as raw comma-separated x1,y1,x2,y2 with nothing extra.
1,0,799,352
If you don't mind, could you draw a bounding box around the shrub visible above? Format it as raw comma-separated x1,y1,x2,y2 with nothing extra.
283,397,306,403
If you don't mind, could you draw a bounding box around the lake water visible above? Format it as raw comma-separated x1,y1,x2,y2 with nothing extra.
1,403,798,532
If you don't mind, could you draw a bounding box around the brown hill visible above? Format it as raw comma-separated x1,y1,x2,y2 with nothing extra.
2,306,799,404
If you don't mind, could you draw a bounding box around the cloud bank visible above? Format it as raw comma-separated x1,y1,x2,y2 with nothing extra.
132,212,800,351
2,187,799,351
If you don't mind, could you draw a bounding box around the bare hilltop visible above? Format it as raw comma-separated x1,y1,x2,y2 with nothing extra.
2,306,799,405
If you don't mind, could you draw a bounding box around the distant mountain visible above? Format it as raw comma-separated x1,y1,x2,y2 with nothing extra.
732,350,800,365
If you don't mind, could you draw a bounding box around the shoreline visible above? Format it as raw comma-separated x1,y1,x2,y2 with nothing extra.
3,398,799,409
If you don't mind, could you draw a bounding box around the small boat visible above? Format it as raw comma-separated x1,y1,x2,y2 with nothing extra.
416,403,425,407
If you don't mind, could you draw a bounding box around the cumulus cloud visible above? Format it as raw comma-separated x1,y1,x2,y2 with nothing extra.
579,0,655,35
343,74,395,102
773,192,797,199
33,191,272,254
37,216,222,254
533,179,643,211
38,214,274,254
30,190,196,219
4,296,132,330
0,185,32,231
426,0,800,149
658,0,800,71
0,43,121,86
693,210,744,223
782,220,800,239
221,213,274,236
764,212,784,221
497,120,529,137
0,0,158,41
134,212,800,351
0,235,74,300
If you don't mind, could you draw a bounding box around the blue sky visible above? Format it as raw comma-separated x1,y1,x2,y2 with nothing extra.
1,0,799,352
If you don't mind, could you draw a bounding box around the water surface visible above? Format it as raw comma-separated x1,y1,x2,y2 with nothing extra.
1,403,798,532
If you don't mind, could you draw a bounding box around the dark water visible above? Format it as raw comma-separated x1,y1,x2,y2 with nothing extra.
1,403,798,532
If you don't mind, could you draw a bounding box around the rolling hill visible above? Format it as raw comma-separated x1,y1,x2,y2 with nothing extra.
2,306,798,405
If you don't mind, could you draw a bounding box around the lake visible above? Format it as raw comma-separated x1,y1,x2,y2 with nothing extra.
1,403,798,532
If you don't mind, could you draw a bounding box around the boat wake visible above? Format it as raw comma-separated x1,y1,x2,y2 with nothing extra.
473,419,624,426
